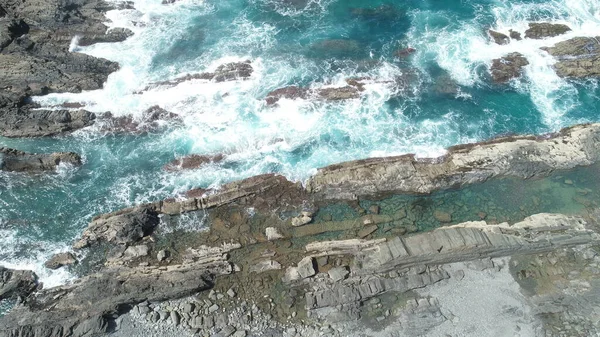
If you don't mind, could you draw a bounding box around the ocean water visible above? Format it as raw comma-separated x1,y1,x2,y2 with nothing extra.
1,0,600,288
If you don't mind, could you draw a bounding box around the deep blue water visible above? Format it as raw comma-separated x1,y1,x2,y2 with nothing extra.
0,0,599,286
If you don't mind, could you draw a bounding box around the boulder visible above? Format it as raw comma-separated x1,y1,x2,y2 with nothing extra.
0,148,82,172
297,257,316,279
541,36,600,78
489,52,529,83
0,266,39,300
433,210,452,223
509,29,522,41
265,227,284,241
524,23,571,39
100,106,181,134
44,252,77,270
488,30,509,45
73,207,160,249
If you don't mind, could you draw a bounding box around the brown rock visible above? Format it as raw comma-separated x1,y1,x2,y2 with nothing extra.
490,52,529,83
44,252,77,270
524,23,571,39
164,154,225,171
488,30,509,45
265,86,310,105
433,210,452,223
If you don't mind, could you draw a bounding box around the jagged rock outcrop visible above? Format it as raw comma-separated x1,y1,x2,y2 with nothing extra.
73,207,159,249
99,105,181,134
524,22,571,39
542,36,600,78
306,123,600,200
0,0,130,137
489,52,529,83
44,252,77,270
146,61,253,90
0,266,39,301
488,30,509,45
0,147,81,172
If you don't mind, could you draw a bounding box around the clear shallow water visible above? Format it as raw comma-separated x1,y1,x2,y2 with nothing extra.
1,0,600,286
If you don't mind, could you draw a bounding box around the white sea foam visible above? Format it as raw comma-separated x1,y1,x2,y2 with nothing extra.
408,0,600,128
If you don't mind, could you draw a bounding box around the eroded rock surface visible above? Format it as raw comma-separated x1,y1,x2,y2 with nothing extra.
542,36,600,78
0,0,129,137
0,266,39,301
524,22,571,39
490,52,529,83
0,147,81,172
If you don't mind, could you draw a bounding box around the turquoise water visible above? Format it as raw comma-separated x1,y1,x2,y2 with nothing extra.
1,0,600,286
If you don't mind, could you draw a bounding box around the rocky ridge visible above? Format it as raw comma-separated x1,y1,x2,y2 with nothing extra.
2,123,600,337
0,147,82,172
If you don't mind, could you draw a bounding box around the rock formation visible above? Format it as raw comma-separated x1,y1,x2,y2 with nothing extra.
0,147,81,172
524,22,571,39
0,0,131,137
542,36,600,78
489,52,529,83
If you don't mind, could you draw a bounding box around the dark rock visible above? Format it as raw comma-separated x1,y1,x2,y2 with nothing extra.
77,28,134,46
212,61,253,82
44,252,77,270
541,36,600,78
524,23,571,39
265,86,310,105
164,154,226,171
0,0,132,138
73,207,160,249
0,266,39,301
488,30,509,45
0,147,82,172
490,52,529,83
350,5,399,20
509,29,522,41
100,105,181,134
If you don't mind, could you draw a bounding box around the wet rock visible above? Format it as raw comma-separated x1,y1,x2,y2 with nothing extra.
541,36,600,78
44,252,77,270
509,29,522,41
433,210,452,223
265,86,310,105
100,105,181,134
328,266,349,282
0,108,97,138
317,86,360,101
0,266,39,301
77,27,134,46
164,154,225,171
490,52,529,83
0,148,82,172
524,22,571,39
74,207,160,248
212,61,254,82
350,5,400,20
488,30,509,45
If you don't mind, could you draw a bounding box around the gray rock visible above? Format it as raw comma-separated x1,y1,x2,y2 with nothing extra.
0,266,38,300
123,245,149,260
44,252,78,270
0,148,82,172
182,302,195,313
297,257,317,279
157,249,169,262
542,36,600,78
328,267,350,282
170,311,180,326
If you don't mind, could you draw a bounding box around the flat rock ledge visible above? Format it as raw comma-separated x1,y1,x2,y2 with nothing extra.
0,147,82,172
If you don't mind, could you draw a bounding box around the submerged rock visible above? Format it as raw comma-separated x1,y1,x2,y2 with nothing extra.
316,86,361,101
489,52,529,83
44,252,77,270
0,148,82,172
524,22,571,39
542,36,600,78
310,39,361,57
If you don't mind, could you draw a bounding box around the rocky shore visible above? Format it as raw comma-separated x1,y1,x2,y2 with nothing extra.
0,0,130,138
1,123,600,337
